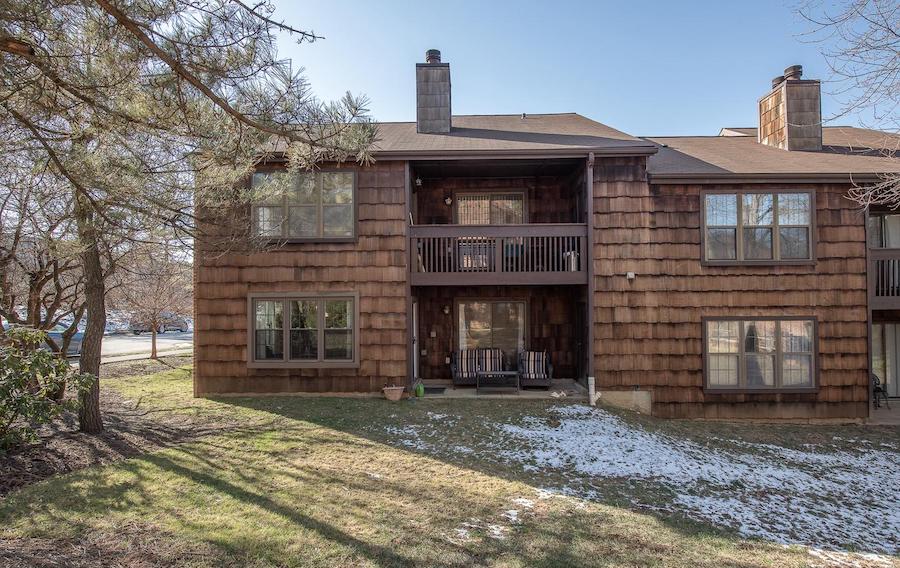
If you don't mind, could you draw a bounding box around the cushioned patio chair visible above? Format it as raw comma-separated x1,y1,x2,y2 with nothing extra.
451,348,503,386
518,350,553,388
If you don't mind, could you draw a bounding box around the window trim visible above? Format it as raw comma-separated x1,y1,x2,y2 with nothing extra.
247,291,360,369
250,167,358,243
700,189,816,266
701,315,819,394
453,190,528,225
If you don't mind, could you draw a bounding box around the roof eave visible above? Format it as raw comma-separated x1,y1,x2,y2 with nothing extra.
371,145,658,160
648,171,891,184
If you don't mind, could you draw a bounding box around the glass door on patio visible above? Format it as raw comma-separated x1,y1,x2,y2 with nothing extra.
872,323,900,397
458,300,526,369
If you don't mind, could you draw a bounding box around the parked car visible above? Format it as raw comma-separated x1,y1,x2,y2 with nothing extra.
129,312,189,335
1,318,83,357
47,323,83,357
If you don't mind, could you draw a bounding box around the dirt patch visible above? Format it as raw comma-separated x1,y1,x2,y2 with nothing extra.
0,356,231,497
0,521,226,568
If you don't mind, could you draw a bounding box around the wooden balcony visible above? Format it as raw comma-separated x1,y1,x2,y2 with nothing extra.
409,224,588,286
870,249,900,309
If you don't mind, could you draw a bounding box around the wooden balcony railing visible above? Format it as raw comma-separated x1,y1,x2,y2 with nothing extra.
871,248,900,309
409,223,588,285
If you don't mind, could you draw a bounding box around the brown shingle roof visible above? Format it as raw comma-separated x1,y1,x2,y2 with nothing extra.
718,126,900,153
265,113,656,157
646,126,900,181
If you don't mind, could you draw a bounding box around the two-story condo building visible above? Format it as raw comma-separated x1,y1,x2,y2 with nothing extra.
194,51,900,420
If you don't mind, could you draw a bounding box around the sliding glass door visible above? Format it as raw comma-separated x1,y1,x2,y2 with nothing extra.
458,300,526,369
872,323,900,397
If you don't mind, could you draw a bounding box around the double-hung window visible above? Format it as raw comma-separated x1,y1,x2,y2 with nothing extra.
249,294,358,367
703,191,813,263
704,317,816,391
251,170,355,240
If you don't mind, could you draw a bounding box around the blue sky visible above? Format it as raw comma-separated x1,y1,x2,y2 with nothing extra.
274,1,861,136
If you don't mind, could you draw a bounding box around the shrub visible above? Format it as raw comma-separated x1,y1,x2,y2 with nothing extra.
0,327,94,450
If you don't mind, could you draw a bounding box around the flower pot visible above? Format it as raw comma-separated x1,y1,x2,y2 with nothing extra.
382,386,405,401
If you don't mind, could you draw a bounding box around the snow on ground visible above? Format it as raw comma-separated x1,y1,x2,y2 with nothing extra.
492,405,900,554
380,405,900,555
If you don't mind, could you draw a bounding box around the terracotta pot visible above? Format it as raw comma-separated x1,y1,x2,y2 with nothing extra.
382,386,405,401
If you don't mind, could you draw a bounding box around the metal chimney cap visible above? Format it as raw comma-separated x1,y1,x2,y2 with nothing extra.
771,75,785,89
425,49,441,64
784,65,803,80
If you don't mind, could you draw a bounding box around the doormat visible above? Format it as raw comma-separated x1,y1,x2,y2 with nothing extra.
424,386,446,394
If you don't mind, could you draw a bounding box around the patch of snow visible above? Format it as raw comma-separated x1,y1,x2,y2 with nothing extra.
501,510,520,523
490,405,900,554
486,524,507,539
450,527,471,543
365,471,382,480
512,498,534,509
807,547,895,568
426,411,451,421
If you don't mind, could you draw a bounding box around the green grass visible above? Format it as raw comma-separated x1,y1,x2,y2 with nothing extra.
0,366,838,567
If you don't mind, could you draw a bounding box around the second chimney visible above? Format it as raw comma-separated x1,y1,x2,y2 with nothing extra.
758,64,822,151
416,49,451,134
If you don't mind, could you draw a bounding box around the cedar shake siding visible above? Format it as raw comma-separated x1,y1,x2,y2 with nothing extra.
593,161,869,419
193,161,408,395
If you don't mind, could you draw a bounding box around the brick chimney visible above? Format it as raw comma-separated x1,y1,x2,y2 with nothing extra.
758,65,822,151
416,49,451,134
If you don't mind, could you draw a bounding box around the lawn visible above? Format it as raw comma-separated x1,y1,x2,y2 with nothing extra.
0,361,897,567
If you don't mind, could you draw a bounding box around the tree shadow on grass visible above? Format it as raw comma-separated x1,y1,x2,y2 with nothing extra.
206,396,820,567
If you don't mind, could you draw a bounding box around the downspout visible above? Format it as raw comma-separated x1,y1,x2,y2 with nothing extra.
586,152,596,406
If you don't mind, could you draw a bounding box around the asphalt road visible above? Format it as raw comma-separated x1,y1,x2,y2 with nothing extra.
101,331,193,357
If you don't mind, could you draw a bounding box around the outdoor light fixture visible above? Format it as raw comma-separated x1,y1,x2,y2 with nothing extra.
444,196,453,206
442,305,451,315
415,177,422,187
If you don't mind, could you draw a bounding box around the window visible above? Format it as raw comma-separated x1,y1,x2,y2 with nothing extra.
249,294,358,367
458,300,526,368
251,170,355,240
868,214,900,248
704,317,816,391
456,193,525,224
703,192,813,262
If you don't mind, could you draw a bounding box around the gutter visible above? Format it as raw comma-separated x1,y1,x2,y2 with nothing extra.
258,146,658,163
648,172,892,185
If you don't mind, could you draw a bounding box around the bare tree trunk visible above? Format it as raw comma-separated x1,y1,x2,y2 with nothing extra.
150,323,158,359
74,193,105,434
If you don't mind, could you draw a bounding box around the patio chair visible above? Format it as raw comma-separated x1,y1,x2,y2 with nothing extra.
518,350,553,389
451,348,503,386
872,374,891,409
